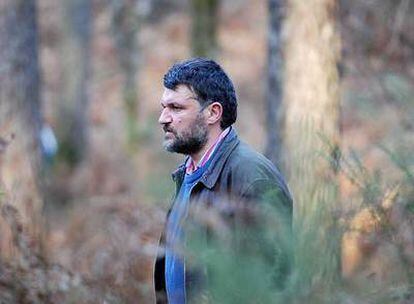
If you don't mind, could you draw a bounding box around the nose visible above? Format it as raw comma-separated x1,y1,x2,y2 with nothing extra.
158,108,172,125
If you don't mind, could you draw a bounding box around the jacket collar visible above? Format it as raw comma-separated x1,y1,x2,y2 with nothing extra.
171,127,240,189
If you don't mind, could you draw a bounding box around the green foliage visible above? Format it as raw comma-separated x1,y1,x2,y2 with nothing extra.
379,144,414,185
184,200,293,304
180,145,414,303
340,149,384,205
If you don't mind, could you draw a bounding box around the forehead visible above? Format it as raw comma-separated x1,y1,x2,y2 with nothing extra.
161,84,197,105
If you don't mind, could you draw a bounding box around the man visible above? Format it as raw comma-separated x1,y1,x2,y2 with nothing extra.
155,58,292,303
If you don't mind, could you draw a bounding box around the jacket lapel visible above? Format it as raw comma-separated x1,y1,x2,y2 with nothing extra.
171,128,240,191
198,128,240,189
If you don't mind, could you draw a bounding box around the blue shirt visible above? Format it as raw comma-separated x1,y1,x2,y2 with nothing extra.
165,165,207,304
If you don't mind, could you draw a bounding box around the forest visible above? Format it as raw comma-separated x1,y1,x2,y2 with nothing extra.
0,0,413,303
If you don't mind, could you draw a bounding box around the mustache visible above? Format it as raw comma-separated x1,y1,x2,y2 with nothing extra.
162,124,175,134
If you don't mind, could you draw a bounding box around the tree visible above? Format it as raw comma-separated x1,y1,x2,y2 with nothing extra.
191,0,219,58
0,0,43,256
282,0,341,288
264,0,284,166
109,0,141,148
57,0,92,166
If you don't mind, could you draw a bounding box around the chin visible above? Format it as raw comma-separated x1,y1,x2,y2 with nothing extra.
163,141,175,152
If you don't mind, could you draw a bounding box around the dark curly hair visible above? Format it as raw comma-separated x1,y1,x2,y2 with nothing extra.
163,58,237,129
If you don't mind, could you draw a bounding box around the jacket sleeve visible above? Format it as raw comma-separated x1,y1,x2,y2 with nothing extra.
235,178,293,289
241,178,292,219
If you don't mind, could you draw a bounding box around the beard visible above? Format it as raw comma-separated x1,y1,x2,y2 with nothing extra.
162,113,209,155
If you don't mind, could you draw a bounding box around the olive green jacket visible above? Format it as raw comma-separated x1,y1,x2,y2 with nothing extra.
154,128,293,303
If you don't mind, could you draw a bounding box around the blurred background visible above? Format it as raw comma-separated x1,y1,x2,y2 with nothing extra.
0,0,413,303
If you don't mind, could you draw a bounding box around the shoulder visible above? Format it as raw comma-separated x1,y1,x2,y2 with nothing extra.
224,141,290,197
227,141,280,179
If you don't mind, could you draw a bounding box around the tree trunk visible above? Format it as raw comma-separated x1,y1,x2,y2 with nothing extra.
110,0,140,149
264,0,284,166
0,0,43,257
57,0,92,166
283,0,341,288
191,0,219,58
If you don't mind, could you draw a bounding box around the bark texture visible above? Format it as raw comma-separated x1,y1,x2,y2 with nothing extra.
110,0,140,148
264,0,284,166
191,0,219,58
57,0,92,166
282,0,341,286
0,0,43,257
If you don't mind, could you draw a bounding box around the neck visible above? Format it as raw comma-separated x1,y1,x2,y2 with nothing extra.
189,127,223,164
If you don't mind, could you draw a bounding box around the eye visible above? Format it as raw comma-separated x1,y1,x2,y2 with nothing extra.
170,104,183,111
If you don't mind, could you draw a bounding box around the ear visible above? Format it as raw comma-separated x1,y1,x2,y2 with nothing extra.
205,102,223,125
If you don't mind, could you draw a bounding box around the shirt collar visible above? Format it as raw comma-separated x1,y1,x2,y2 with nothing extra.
185,127,231,174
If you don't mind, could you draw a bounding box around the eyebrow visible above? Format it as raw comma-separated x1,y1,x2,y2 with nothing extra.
160,100,181,106
160,96,198,106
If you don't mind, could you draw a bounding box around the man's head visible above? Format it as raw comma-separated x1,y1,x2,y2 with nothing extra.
159,58,237,155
